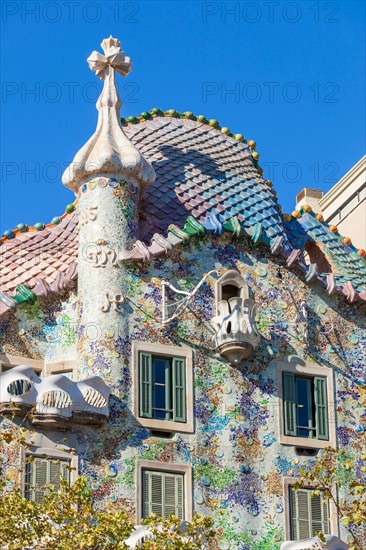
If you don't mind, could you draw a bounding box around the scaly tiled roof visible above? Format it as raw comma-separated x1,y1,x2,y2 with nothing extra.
121,113,285,243
1,110,365,314
285,211,366,292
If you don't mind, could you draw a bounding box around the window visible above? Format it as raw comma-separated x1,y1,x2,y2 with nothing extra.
283,373,328,440
139,353,186,423
289,486,330,540
137,460,192,522
0,354,43,376
45,360,76,379
277,361,335,449
221,284,241,302
133,342,193,433
215,269,249,312
25,457,70,503
142,469,184,519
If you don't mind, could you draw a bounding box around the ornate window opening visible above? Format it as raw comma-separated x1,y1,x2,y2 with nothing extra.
211,270,259,364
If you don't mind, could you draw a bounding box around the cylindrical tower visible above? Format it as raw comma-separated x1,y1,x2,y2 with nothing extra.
62,36,155,382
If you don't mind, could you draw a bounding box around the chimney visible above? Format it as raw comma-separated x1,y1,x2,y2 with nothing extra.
295,188,323,214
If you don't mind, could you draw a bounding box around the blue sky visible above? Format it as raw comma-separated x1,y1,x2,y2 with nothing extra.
1,0,365,233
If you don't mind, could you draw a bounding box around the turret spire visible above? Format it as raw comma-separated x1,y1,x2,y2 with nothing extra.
62,36,155,192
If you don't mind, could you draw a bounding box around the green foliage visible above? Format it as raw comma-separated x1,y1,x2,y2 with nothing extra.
0,428,215,549
296,447,366,550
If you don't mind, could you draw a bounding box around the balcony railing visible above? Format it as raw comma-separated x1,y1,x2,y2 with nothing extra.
211,297,260,365
0,365,110,430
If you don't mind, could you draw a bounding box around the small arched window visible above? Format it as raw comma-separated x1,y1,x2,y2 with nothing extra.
221,284,241,302
215,270,248,313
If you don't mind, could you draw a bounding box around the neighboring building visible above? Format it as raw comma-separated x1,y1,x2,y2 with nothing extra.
1,38,365,549
296,156,366,250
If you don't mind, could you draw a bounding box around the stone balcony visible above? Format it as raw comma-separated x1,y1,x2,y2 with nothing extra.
211,297,260,365
0,366,110,430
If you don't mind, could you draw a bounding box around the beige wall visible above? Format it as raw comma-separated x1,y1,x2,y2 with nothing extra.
336,200,366,250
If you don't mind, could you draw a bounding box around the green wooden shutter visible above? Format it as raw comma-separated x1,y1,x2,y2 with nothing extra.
142,471,184,520
172,357,186,422
60,460,70,484
322,496,330,534
314,376,329,440
311,491,330,535
175,474,184,519
164,474,177,518
164,473,184,519
143,470,163,517
49,460,61,488
25,461,32,501
290,487,311,540
34,458,48,503
139,353,152,418
283,372,297,436
310,493,323,536
290,487,330,541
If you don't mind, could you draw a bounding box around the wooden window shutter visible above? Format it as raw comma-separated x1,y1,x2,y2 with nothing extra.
49,460,62,489
139,353,152,418
143,471,164,517
143,470,184,520
164,473,184,519
296,489,311,539
290,486,311,539
322,496,330,534
60,460,70,484
290,487,330,541
310,493,323,536
34,458,48,503
311,491,330,535
172,358,186,422
175,474,184,519
283,372,297,436
314,376,329,440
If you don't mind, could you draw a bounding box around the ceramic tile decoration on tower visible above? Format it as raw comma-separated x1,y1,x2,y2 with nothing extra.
1,37,365,550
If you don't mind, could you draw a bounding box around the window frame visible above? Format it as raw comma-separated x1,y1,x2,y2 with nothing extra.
277,361,336,449
133,342,194,434
136,460,192,522
283,477,338,540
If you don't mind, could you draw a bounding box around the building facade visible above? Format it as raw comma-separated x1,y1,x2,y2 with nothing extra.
1,38,365,549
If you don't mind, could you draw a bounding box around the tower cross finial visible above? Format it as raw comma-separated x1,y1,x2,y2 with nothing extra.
87,36,132,80
62,36,155,192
